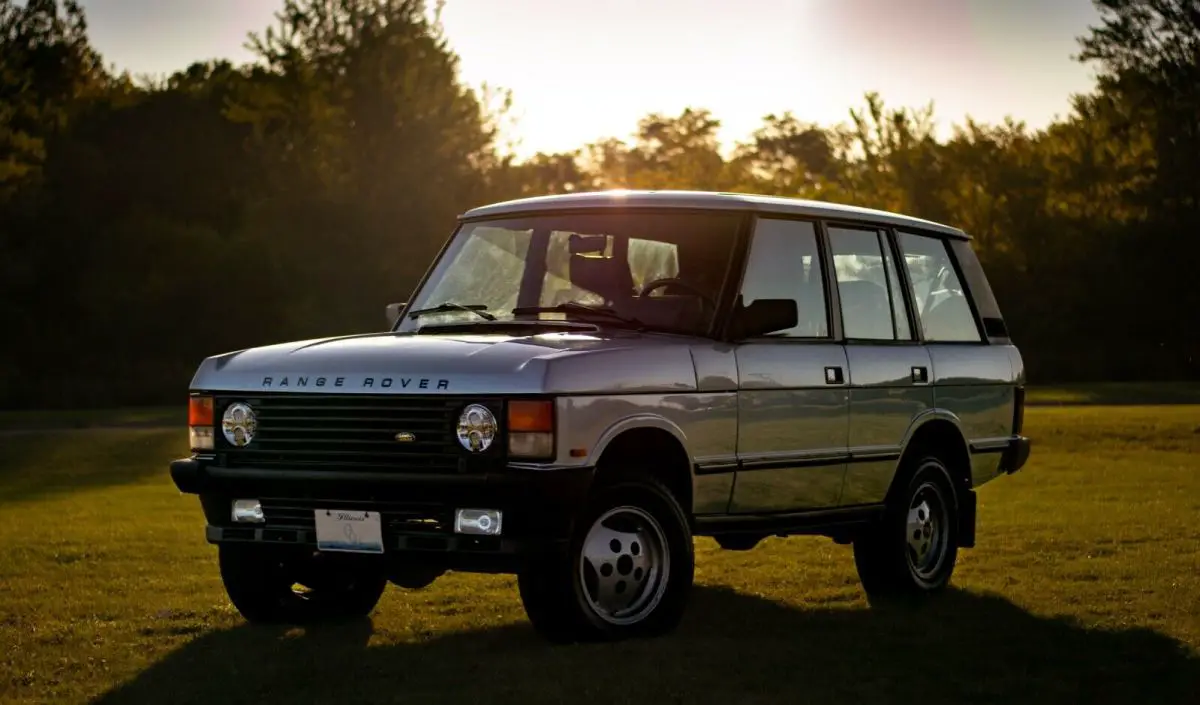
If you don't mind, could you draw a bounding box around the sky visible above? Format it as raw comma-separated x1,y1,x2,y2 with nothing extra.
76,0,1105,159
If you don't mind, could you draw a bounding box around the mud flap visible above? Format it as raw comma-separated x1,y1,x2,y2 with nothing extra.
958,487,977,548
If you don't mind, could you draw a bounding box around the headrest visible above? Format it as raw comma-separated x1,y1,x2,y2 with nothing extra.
838,279,892,339
568,240,634,305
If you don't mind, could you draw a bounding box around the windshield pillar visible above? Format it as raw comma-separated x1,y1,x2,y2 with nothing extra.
517,228,550,310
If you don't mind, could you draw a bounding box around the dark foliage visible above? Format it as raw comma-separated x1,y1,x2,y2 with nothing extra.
0,0,1196,408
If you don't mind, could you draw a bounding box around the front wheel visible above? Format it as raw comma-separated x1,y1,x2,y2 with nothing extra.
853,455,960,600
517,477,694,643
219,544,388,624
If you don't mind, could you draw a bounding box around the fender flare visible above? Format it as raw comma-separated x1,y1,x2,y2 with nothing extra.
590,414,693,466
589,414,696,511
898,408,967,459
895,408,976,547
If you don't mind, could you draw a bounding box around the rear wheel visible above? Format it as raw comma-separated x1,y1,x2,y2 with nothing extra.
219,544,388,624
853,455,959,600
517,477,694,643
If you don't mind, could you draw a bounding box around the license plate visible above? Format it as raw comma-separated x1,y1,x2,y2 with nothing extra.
314,509,384,554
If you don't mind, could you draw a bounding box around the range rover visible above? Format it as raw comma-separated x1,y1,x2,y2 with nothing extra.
169,190,1031,642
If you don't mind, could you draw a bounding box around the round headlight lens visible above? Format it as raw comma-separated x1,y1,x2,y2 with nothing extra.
456,404,497,452
222,402,257,447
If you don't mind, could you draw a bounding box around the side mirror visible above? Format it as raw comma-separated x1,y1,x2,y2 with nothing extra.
731,298,798,339
386,302,407,328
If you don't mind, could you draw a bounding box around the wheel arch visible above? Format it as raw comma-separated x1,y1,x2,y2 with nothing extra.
591,416,695,518
897,410,971,484
892,410,976,548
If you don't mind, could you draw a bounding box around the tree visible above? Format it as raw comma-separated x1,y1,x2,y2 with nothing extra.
1075,0,1200,377
730,112,837,197
0,0,105,199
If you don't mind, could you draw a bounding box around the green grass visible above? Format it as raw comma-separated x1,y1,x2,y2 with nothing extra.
1026,381,1200,406
2,405,1200,704
0,407,179,431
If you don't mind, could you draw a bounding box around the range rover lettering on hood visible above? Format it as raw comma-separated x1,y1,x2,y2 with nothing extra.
261,375,450,390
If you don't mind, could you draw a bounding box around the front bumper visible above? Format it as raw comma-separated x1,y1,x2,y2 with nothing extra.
1000,435,1031,474
169,457,594,571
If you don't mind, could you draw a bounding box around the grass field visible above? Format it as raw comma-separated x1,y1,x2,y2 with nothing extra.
2,399,1199,704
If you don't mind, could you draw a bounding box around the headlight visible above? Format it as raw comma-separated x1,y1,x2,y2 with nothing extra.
222,402,257,447
456,404,497,452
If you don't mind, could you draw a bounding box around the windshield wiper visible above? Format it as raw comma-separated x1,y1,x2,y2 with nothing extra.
511,302,644,330
407,302,496,321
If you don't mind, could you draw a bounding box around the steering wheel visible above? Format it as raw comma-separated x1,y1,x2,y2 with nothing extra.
639,278,716,309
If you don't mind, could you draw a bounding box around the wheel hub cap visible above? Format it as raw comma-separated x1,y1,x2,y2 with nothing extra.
578,506,669,625
905,480,947,580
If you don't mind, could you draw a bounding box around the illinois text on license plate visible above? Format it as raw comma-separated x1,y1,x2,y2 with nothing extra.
314,509,384,554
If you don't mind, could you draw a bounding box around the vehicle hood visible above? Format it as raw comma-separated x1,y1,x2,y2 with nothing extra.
190,330,701,395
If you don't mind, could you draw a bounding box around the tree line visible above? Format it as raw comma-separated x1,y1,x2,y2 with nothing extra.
1,0,1196,409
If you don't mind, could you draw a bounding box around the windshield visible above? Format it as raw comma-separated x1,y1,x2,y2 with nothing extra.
396,211,742,336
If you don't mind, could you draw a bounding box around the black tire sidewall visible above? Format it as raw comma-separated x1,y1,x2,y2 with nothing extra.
518,477,694,642
219,544,386,623
853,454,961,599
567,479,694,639
894,457,960,592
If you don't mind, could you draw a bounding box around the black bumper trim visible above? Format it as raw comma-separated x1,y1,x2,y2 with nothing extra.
204,525,559,573
1000,436,1031,474
171,457,595,556
204,524,558,553
170,458,207,494
169,458,594,494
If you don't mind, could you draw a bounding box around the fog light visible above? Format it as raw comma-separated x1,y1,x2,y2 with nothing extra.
231,499,264,523
454,508,502,536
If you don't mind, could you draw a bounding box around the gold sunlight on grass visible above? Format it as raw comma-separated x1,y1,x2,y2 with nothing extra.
1,401,1198,703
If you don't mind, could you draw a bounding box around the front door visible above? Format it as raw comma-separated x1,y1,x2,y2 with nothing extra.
730,217,850,513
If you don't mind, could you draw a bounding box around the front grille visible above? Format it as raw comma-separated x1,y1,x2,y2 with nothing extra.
217,394,491,472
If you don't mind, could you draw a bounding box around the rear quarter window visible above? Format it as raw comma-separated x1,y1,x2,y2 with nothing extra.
896,231,983,343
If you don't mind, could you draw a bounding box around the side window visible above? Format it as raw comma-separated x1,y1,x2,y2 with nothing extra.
828,226,908,340
897,231,982,342
739,218,828,338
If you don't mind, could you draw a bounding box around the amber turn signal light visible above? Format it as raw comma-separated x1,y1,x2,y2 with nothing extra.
507,399,554,460
188,395,214,426
508,400,553,432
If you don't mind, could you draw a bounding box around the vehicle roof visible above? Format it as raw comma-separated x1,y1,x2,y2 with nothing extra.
460,190,969,239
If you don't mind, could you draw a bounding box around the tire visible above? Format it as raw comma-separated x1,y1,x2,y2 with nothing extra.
388,565,445,590
219,544,388,624
516,477,694,643
852,454,960,601
714,534,765,551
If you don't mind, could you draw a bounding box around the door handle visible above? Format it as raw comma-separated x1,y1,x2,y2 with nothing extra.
824,366,844,385
912,366,929,383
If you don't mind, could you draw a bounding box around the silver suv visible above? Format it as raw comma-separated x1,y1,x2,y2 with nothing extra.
170,190,1031,642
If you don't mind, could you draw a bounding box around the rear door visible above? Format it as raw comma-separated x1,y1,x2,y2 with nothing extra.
895,230,1016,486
729,217,850,513
825,224,933,507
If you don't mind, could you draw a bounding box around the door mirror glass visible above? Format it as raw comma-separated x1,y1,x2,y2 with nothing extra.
386,302,406,328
